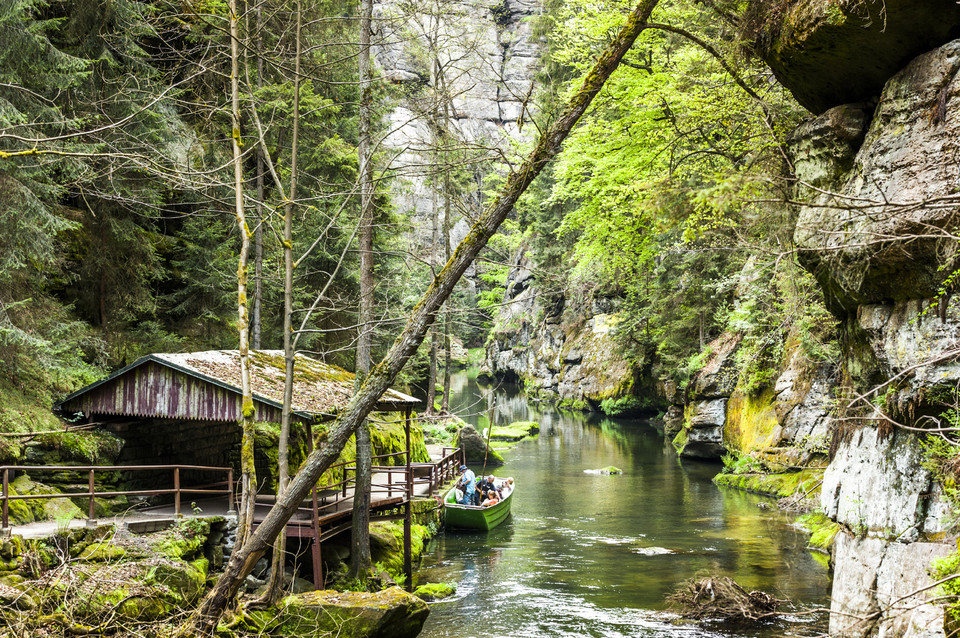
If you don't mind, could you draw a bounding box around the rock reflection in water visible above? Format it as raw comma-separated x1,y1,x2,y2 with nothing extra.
418,372,829,638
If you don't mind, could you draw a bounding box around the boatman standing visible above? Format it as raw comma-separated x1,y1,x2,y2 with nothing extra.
457,464,476,505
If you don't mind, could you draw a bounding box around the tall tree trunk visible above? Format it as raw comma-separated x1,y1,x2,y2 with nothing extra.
425,175,440,415
192,2,660,630
440,106,452,413
350,0,375,581
229,0,257,549
259,0,302,604
251,1,264,351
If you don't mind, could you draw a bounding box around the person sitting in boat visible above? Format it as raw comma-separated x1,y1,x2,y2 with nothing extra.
498,477,514,497
478,475,497,502
481,490,500,507
456,465,476,505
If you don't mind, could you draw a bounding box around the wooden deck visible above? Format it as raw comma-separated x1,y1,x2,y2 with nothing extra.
1,445,463,589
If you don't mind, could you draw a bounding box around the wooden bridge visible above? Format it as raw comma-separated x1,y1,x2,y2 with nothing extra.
0,445,463,589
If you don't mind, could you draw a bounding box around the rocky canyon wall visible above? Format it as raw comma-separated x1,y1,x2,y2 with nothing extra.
374,0,543,255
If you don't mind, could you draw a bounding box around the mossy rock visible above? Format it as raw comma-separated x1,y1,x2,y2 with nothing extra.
25,430,123,465
713,469,823,499
490,421,539,442
67,558,206,621
795,512,841,552
413,582,456,602
275,587,429,638
10,474,82,524
369,521,432,580
151,518,212,560
454,425,504,466
76,542,128,562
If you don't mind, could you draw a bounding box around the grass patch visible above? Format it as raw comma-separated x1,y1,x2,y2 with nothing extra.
490,421,539,442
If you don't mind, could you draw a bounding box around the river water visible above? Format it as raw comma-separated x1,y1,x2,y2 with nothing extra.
416,372,830,638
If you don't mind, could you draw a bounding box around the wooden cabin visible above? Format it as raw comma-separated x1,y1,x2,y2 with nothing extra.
55,350,419,489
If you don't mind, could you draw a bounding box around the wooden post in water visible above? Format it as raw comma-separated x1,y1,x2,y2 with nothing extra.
404,407,413,591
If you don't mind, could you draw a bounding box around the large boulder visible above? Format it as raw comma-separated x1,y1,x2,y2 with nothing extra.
454,425,504,465
792,39,960,315
274,588,429,638
746,0,960,114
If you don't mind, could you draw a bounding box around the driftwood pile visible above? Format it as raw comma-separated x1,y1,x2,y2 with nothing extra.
667,576,787,622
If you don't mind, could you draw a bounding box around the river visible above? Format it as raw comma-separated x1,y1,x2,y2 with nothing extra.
416,371,830,638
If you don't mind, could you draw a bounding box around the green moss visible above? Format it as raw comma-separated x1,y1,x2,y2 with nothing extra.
152,518,211,560
413,582,456,601
275,588,429,637
599,395,652,416
724,388,779,455
77,542,128,562
9,474,82,523
796,512,841,551
713,469,823,499
558,397,590,412
490,421,540,441
369,521,433,581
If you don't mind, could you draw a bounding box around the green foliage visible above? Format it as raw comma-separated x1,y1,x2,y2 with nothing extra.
931,549,960,629
795,511,840,551
720,452,762,475
599,395,652,416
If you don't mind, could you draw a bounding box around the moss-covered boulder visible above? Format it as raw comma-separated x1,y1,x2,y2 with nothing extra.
274,587,429,638
369,521,432,580
454,425,504,465
62,557,206,621
490,421,539,442
744,0,960,114
413,582,455,601
9,474,83,524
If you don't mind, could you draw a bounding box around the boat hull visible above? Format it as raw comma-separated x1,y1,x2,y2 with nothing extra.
443,480,513,530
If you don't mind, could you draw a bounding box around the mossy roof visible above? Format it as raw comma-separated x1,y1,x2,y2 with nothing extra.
59,350,419,420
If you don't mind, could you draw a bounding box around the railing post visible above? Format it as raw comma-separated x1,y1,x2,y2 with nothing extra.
86,469,97,528
174,467,182,518
403,408,413,591
1,468,9,538
226,468,236,516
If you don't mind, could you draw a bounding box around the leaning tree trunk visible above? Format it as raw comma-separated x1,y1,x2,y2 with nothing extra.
228,0,257,550
192,1,661,631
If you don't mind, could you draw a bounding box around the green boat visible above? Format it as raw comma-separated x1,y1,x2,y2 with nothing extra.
443,479,514,530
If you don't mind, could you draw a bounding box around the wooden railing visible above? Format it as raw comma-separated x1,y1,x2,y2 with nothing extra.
0,446,463,536
0,464,234,535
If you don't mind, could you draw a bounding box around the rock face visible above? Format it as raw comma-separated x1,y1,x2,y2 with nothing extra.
275,588,430,638
793,40,960,315
375,0,542,253
785,32,960,638
749,0,960,114
485,254,640,411
671,331,835,462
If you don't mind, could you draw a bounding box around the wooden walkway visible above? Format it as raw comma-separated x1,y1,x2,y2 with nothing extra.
1,445,463,589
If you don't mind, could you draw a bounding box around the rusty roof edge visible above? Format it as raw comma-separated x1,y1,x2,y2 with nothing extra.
56,354,318,420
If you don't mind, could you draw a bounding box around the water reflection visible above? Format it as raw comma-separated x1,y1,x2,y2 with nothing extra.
418,372,829,637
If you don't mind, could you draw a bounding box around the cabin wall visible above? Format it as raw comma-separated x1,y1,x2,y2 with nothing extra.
63,361,284,423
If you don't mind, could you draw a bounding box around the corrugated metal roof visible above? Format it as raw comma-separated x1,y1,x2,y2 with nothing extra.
57,350,419,420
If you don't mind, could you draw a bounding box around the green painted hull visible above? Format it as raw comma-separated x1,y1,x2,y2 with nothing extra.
443,480,513,531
